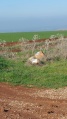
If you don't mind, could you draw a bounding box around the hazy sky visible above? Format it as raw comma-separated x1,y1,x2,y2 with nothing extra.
0,0,67,32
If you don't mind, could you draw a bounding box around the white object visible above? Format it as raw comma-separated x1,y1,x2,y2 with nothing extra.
28,57,39,64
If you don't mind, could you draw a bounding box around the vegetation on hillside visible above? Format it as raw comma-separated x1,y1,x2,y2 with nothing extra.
0,33,67,88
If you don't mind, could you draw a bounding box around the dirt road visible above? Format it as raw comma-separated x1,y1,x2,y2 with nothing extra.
0,83,67,119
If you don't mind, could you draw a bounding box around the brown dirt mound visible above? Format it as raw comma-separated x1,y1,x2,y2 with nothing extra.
0,83,67,119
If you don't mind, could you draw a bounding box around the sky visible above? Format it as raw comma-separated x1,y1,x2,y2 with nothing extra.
0,0,67,32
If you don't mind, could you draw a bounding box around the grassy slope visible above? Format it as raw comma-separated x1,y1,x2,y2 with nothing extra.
0,57,67,89
0,30,67,42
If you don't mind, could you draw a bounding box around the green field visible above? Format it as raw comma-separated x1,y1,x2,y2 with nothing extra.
0,30,67,42
0,56,67,89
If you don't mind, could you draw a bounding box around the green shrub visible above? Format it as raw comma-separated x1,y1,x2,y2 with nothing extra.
0,56,10,71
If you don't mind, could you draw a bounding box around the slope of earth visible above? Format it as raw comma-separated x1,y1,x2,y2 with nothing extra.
0,83,67,119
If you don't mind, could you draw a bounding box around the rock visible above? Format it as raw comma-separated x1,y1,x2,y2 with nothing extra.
28,56,39,64
28,51,46,65
34,51,46,62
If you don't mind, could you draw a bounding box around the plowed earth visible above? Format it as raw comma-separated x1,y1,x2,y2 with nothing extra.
0,83,67,119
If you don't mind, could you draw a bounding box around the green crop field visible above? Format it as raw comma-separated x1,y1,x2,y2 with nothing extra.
0,30,67,42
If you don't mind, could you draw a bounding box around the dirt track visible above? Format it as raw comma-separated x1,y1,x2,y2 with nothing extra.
0,83,67,119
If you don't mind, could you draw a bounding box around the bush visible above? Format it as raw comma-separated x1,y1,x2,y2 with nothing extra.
0,56,10,71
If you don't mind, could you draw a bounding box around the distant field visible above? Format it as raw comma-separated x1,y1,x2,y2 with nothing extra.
0,30,67,42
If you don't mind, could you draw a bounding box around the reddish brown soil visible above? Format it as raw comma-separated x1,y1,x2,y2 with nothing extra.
0,38,59,47
0,83,67,119
0,39,46,47
0,38,58,53
0,39,47,52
